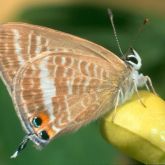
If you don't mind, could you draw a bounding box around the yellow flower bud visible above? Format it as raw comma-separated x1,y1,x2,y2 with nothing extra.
101,90,165,164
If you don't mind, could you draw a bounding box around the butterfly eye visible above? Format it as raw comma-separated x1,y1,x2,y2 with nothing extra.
39,130,49,140
32,117,42,128
126,56,138,64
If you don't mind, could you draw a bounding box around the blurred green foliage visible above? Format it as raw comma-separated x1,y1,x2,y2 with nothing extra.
0,4,164,165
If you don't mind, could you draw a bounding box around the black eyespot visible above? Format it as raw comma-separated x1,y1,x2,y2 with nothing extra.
127,56,138,64
32,117,42,128
39,130,49,140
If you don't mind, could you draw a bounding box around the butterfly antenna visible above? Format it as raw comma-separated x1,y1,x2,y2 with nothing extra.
130,18,149,47
10,134,31,159
107,8,124,57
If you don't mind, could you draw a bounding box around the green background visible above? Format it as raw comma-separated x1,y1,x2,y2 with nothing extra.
0,4,164,165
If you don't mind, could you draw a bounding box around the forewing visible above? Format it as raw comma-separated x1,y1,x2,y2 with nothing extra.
0,23,126,94
0,23,51,92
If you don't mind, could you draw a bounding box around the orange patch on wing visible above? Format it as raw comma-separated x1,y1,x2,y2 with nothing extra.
46,125,56,139
30,111,50,130
38,112,49,127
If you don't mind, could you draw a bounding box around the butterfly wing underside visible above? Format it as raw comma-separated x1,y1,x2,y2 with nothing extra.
13,50,123,139
0,23,126,93
0,23,129,145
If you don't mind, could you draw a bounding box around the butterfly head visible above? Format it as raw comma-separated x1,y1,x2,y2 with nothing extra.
124,48,142,70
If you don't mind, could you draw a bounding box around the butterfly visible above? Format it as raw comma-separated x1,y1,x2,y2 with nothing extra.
0,11,156,158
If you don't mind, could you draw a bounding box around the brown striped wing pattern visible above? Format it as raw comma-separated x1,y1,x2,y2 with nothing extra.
0,23,130,147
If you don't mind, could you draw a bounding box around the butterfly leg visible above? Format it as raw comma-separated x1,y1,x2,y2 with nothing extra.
145,82,150,92
145,76,157,95
133,79,146,108
111,89,122,122
135,73,157,95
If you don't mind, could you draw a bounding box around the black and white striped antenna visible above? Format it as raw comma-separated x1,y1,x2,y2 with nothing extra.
107,9,124,57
